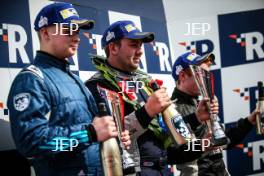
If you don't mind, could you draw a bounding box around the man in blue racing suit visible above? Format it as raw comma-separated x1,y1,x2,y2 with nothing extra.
7,3,130,176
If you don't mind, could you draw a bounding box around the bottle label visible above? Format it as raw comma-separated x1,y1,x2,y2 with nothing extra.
171,115,192,140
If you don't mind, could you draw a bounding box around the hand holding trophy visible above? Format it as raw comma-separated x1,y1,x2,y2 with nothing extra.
98,86,136,176
189,65,229,148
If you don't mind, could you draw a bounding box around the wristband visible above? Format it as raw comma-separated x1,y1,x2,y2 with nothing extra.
86,124,98,142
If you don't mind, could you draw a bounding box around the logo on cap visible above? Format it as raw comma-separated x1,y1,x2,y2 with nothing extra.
124,24,137,32
175,65,183,75
106,31,115,42
186,53,198,61
60,8,79,19
38,16,48,29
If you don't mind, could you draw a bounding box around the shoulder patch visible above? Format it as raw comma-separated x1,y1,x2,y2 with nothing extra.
23,65,44,79
13,93,31,111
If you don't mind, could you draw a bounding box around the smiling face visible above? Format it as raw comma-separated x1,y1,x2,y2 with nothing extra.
39,24,80,60
107,38,143,72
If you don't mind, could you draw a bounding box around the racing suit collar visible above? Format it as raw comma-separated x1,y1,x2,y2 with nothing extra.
35,51,70,71
172,87,198,105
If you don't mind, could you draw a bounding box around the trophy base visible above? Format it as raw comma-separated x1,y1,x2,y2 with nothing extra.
211,137,230,148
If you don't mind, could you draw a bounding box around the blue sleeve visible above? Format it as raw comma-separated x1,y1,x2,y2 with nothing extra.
7,72,93,158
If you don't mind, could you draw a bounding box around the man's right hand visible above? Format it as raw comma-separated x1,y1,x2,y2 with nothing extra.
92,116,118,142
144,88,171,117
195,97,220,123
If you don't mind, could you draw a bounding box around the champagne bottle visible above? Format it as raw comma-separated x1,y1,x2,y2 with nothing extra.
111,96,136,175
99,102,123,176
256,81,264,135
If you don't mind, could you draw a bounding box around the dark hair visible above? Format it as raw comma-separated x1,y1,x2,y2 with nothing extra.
104,40,121,58
177,68,192,85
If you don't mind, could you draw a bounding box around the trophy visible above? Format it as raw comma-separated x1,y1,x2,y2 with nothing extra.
256,81,264,135
189,65,229,147
98,102,123,176
98,86,136,175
